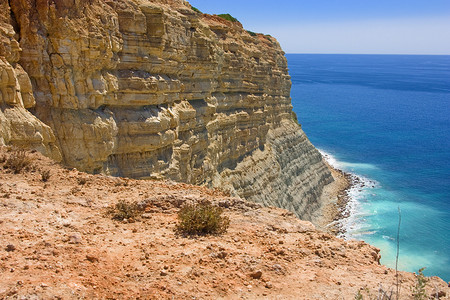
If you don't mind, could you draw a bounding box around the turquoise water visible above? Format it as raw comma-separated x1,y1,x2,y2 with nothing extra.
287,54,450,281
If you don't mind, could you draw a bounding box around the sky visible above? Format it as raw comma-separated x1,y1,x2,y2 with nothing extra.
188,0,450,55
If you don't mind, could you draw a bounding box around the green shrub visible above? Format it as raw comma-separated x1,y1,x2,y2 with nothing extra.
176,201,230,235
291,111,301,126
412,267,428,300
247,30,257,37
107,200,142,221
217,14,239,23
191,6,202,14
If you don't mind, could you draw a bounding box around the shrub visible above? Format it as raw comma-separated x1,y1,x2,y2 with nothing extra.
3,149,32,174
291,111,301,126
191,6,202,13
107,200,142,221
176,201,230,235
412,268,428,300
247,30,257,37
41,169,51,182
217,14,239,23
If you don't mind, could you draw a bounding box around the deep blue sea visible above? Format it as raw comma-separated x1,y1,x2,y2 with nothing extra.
287,54,450,281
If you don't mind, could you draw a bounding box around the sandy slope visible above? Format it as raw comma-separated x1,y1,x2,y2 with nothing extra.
0,147,448,299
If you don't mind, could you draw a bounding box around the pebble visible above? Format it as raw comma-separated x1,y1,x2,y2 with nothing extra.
5,244,16,252
249,270,262,279
160,270,168,276
86,254,99,263
68,234,81,244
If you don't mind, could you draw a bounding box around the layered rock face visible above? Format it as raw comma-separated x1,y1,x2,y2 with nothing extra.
0,0,333,218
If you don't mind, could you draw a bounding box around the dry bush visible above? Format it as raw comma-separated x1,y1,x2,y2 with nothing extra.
176,201,230,235
107,200,143,222
41,169,51,182
3,149,32,174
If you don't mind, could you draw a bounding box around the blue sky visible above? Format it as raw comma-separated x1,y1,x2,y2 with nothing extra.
188,0,450,54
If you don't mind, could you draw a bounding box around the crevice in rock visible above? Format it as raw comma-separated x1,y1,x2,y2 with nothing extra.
8,0,20,41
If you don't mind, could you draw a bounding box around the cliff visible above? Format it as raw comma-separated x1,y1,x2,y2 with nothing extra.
0,0,332,219
0,148,448,299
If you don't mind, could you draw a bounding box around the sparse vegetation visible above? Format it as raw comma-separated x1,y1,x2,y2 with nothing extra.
41,169,51,182
354,286,395,300
412,268,428,300
217,13,239,23
107,200,143,222
247,30,257,37
291,111,301,127
3,149,32,174
191,6,202,14
176,200,230,235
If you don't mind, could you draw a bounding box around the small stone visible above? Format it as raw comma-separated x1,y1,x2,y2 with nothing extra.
160,270,168,276
437,290,446,298
68,234,81,244
249,270,262,279
5,244,16,252
86,254,99,263
265,282,273,289
141,213,152,219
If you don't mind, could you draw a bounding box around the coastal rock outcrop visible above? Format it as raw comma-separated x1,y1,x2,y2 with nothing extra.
0,0,333,218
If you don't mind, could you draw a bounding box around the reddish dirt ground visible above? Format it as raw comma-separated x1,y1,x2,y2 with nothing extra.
0,147,448,299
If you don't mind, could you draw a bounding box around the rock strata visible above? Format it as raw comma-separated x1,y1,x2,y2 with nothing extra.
0,0,332,218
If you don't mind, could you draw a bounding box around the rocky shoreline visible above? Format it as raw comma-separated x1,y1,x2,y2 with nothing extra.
311,158,354,236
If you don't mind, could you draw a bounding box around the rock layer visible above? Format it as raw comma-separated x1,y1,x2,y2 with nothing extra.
0,0,333,218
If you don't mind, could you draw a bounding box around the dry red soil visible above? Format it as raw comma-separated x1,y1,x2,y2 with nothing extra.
0,148,448,299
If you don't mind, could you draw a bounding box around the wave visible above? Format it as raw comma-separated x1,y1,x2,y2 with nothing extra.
318,149,378,239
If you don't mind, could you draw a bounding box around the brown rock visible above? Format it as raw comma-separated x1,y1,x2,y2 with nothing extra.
5,244,15,252
86,254,99,263
249,270,263,280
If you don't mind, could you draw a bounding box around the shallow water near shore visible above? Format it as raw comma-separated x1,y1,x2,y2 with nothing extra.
288,54,450,281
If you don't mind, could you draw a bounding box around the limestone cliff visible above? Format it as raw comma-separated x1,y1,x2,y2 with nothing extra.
0,0,333,219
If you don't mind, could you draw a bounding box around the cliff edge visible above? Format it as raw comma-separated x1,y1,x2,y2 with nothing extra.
0,148,448,299
0,0,332,219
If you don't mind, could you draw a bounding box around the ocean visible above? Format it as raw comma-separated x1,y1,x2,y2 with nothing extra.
287,54,450,281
